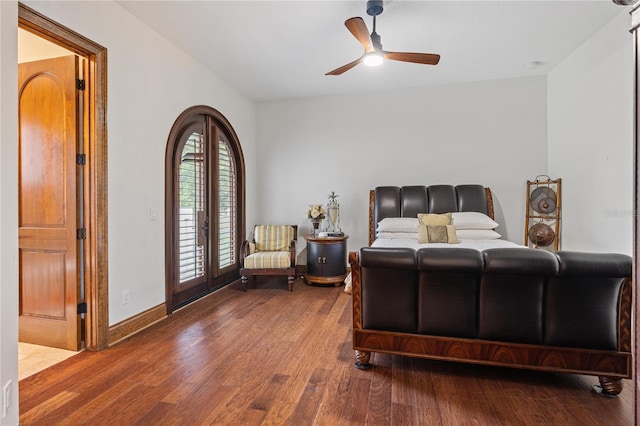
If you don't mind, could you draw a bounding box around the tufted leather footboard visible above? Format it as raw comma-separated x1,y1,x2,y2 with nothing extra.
349,248,633,396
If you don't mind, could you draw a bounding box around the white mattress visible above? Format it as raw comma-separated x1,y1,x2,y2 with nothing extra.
371,238,525,250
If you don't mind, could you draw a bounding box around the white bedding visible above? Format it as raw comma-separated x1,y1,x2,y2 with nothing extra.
371,238,525,250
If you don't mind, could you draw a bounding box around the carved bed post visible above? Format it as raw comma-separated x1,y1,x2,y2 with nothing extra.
484,187,495,220
593,376,624,397
591,276,636,396
349,251,371,368
355,350,371,370
368,190,375,246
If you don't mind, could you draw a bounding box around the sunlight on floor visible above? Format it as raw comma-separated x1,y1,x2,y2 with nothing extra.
18,342,80,380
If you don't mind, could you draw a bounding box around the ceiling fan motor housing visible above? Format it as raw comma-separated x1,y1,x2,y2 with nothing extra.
371,32,383,51
367,0,384,17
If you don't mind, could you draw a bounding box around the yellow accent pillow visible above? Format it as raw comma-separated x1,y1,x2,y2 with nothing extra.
418,224,459,244
417,212,452,226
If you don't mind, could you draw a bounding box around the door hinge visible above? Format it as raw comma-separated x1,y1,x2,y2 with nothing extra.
76,154,86,165
77,302,87,314
76,79,86,91
77,228,86,240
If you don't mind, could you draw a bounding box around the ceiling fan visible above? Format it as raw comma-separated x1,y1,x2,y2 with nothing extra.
326,0,440,76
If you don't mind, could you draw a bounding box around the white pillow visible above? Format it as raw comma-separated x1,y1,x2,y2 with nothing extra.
376,232,419,240
451,212,499,230
376,217,419,233
456,229,502,240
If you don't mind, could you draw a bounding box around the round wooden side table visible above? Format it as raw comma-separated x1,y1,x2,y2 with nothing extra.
304,234,349,286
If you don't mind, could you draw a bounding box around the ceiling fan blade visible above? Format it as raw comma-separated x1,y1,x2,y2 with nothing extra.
345,17,374,53
325,57,364,76
384,51,441,65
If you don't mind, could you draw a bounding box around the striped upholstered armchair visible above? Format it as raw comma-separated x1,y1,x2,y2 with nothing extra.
239,225,297,291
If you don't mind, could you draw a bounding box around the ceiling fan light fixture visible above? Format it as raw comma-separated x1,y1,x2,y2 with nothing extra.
325,1,441,76
363,52,383,67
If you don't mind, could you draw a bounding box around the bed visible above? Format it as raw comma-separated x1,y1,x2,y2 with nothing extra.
348,184,633,396
368,184,517,247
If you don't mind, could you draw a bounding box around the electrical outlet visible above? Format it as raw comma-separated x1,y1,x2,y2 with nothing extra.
122,290,130,305
2,380,12,418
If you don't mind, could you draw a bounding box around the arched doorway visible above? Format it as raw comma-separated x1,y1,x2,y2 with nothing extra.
165,106,246,313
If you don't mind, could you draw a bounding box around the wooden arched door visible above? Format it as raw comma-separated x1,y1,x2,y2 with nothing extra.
165,106,246,313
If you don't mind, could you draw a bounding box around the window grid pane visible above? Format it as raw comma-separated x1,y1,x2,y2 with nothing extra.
178,132,206,282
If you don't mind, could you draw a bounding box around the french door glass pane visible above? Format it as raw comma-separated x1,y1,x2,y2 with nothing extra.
178,131,206,283
218,139,236,269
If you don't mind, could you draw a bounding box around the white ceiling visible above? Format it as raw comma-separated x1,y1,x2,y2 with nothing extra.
117,0,630,102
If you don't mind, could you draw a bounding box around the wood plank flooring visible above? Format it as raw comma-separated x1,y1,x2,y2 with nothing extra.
19,277,633,425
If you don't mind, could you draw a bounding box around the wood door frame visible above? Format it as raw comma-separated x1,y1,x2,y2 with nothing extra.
18,3,109,350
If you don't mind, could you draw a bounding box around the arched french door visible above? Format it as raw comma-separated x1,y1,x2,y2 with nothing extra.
165,106,245,313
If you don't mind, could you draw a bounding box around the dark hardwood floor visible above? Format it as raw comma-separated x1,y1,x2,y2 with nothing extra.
19,277,633,425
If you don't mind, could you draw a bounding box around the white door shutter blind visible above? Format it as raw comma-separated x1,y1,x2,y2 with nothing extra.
178,131,206,283
218,139,236,269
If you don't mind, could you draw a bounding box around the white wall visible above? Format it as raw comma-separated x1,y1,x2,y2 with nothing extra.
257,76,548,256
548,11,632,254
0,1,19,423
21,0,258,325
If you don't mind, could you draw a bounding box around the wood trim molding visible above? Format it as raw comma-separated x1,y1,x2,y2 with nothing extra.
108,304,167,346
19,3,109,350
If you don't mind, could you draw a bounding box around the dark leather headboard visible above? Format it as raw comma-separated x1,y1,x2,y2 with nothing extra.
368,185,494,245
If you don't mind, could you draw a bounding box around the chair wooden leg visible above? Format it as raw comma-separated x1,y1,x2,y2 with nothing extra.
287,275,294,292
241,276,248,292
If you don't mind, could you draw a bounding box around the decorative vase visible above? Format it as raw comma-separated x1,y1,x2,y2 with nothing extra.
311,218,322,235
327,191,340,232
327,206,339,232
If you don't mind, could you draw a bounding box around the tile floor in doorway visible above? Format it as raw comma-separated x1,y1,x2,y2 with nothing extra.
18,342,79,380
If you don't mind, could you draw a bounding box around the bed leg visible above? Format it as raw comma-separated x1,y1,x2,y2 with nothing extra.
592,376,623,397
355,350,371,370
